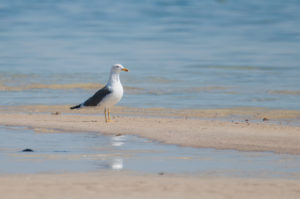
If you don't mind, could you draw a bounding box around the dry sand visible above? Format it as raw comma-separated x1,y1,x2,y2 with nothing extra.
1,105,300,199
0,171,300,199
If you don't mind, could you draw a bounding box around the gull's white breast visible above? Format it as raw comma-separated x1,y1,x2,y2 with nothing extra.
99,82,123,108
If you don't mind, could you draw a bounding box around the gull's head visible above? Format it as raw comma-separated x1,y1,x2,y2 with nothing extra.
111,64,129,73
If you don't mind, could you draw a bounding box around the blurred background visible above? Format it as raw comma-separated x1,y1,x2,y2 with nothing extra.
0,0,299,109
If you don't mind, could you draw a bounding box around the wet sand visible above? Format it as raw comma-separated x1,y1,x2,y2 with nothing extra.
0,105,300,154
0,171,300,199
3,104,300,121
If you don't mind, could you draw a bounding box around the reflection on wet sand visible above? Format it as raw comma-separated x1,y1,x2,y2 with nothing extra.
111,135,125,147
1,126,300,178
111,135,124,170
111,158,123,170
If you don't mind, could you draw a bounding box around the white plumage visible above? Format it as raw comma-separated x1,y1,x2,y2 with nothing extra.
70,64,129,122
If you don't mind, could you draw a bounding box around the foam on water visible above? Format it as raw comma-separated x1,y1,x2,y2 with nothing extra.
1,126,300,178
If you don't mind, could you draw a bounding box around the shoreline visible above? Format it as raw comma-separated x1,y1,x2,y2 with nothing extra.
0,105,300,155
1,105,300,198
2,105,300,122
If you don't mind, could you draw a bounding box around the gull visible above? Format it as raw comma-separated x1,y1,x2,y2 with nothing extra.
70,64,129,122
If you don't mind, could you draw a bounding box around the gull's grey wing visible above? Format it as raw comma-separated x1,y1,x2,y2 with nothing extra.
83,86,112,106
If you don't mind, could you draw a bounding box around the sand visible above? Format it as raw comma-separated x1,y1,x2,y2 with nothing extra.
0,171,299,199
1,105,300,199
0,105,300,154
0,172,300,199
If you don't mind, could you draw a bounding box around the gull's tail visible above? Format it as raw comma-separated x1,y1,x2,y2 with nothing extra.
70,104,82,110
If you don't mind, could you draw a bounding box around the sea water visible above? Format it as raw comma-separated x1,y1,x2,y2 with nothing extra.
1,126,300,177
0,0,300,109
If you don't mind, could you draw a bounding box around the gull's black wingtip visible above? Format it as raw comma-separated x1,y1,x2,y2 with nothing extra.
70,104,81,110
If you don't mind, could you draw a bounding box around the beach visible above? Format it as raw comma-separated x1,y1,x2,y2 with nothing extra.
1,0,300,198
1,105,300,198
1,171,300,199
1,105,300,154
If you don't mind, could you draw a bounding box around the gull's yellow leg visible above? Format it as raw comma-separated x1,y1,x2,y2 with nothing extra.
104,108,108,123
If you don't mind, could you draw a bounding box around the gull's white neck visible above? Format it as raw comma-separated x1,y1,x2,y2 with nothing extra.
107,71,121,86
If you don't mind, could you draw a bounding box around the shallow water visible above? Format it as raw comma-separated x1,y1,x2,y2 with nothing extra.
1,126,299,178
0,0,300,109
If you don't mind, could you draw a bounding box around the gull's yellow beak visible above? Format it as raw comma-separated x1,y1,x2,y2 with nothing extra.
122,68,129,72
